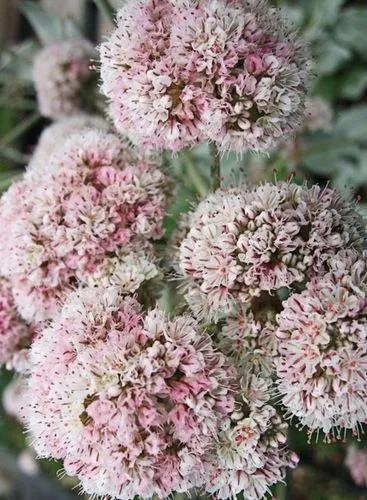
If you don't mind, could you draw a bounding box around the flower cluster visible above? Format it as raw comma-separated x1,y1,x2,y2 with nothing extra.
84,250,160,292
0,278,30,368
219,300,278,376
0,129,168,323
31,114,109,167
33,39,95,119
276,250,367,436
345,445,367,487
179,182,365,321
29,286,235,499
100,0,308,153
204,375,298,499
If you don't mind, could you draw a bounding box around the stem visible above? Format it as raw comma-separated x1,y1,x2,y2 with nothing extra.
0,147,30,164
93,0,115,23
210,142,221,191
275,481,287,500
182,151,208,197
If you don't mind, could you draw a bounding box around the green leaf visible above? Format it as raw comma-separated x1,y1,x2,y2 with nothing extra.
19,1,63,44
61,17,84,39
334,7,367,59
312,74,341,101
335,106,367,143
339,66,367,100
301,132,361,175
302,0,345,39
313,39,351,75
0,40,38,83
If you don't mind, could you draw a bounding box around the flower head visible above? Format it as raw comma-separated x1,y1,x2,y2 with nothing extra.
0,278,30,367
31,114,110,168
220,300,278,376
0,129,168,322
204,374,298,499
100,0,309,153
28,286,235,499
179,183,365,321
276,250,367,436
33,39,95,119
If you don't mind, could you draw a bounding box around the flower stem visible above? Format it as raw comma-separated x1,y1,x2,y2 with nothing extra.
182,151,208,198
93,0,114,23
210,142,221,191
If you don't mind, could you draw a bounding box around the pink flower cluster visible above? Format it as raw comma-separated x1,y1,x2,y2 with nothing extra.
100,0,308,153
29,286,235,499
0,278,29,367
220,302,278,376
33,39,95,119
179,182,365,321
204,375,298,499
31,114,109,167
345,445,367,487
0,129,168,323
276,250,367,436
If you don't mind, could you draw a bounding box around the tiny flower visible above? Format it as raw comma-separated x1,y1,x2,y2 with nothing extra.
31,114,110,168
276,250,367,436
204,374,298,499
28,285,236,499
33,39,96,119
220,300,278,376
99,0,309,153
179,183,365,322
85,250,159,293
0,129,168,323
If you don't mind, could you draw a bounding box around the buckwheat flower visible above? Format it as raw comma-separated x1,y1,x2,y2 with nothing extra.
220,300,278,376
100,0,207,151
31,114,110,168
0,278,29,367
100,0,309,153
345,445,367,487
304,97,333,132
179,182,365,322
181,0,309,153
2,376,28,424
0,129,168,323
28,286,236,499
276,250,367,437
33,39,95,119
85,249,159,293
204,375,298,499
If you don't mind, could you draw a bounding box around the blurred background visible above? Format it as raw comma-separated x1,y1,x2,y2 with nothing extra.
0,0,366,498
